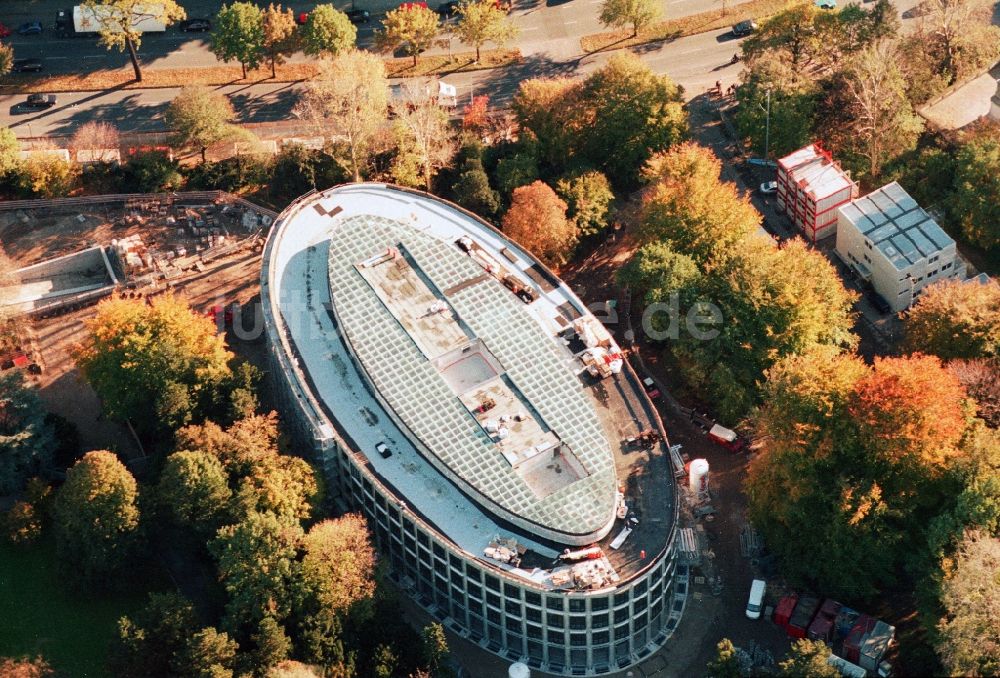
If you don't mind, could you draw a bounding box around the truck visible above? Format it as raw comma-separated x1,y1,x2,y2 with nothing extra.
55,4,166,38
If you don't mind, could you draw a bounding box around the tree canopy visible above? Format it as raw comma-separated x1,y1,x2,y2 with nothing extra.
454,0,517,62
502,181,577,267
555,170,615,237
53,451,141,583
158,450,233,535
375,5,440,66
598,0,661,37
81,0,186,81
0,127,20,177
905,278,1000,360
951,130,1000,250
301,4,357,59
777,639,839,678
109,592,198,678
263,4,299,78
211,2,266,78
74,295,237,435
166,86,251,164
0,371,54,494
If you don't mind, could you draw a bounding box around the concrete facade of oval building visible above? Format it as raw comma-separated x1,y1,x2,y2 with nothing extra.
260,184,687,676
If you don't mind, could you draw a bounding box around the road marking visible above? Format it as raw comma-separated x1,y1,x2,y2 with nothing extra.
564,20,578,24
83,55,105,59
520,25,540,31
44,56,70,60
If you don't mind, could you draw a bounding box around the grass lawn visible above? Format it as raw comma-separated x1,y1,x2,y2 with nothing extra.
0,49,521,95
0,537,163,677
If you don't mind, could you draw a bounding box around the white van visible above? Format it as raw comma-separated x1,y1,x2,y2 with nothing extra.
745,579,766,619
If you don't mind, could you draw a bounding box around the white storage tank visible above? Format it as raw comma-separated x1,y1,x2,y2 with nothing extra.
689,458,709,495
509,663,531,678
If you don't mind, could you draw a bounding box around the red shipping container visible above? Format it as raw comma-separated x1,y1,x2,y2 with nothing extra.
807,599,842,642
844,615,876,664
774,594,798,630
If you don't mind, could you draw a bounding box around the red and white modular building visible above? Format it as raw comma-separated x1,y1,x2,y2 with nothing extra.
776,144,858,242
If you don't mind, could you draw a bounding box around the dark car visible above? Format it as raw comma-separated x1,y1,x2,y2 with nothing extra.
179,18,212,32
870,292,892,314
17,21,43,35
731,19,757,36
437,0,461,16
12,58,43,73
346,8,370,23
0,23,10,38
642,376,662,401
24,94,57,109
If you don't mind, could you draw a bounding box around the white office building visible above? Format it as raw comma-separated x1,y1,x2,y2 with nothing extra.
261,184,685,675
836,182,965,313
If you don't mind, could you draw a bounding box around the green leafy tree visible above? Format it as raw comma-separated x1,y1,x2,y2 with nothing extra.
81,0,186,81
73,295,235,435
120,149,183,192
598,0,661,37
679,240,858,419
166,86,246,163
375,5,440,66
735,59,819,159
454,0,517,62
158,450,233,536
0,127,20,176
212,2,266,79
17,155,80,198
251,616,292,672
511,78,582,172
494,145,540,197
53,451,141,583
295,50,388,182
919,0,1000,85
639,142,761,264
173,627,239,678
0,43,13,77
263,4,299,78
579,53,687,189
742,2,821,66
232,453,319,524
937,530,1000,676
707,638,740,678
502,181,577,266
452,159,500,216
419,623,450,675
617,243,702,329
372,645,398,678
210,511,304,632
778,639,839,678
301,4,357,58
0,372,54,494
904,279,1000,359
109,593,198,678
555,170,614,237
951,130,1000,250
300,515,377,613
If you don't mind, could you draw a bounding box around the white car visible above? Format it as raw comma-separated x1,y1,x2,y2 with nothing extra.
760,181,778,195
746,579,766,619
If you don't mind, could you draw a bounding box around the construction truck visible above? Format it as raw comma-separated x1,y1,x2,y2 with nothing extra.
55,4,166,38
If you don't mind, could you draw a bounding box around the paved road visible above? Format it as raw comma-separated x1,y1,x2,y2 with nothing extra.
0,0,750,75
0,0,926,137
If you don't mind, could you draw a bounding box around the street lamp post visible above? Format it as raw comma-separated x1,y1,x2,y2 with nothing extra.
758,88,771,160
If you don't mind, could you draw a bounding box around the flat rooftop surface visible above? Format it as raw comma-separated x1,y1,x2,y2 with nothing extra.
840,181,954,271
265,184,673,583
327,209,616,540
779,144,852,199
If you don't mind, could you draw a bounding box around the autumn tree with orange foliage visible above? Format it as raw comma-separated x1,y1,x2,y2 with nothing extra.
747,350,975,598
502,181,578,267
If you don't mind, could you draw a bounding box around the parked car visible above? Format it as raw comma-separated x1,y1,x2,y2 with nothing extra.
297,11,309,24
179,18,212,32
346,8,370,23
23,94,57,109
815,0,837,8
12,58,43,73
760,181,778,194
869,292,892,314
17,21,43,35
746,579,767,619
375,441,392,458
437,0,461,16
641,376,661,401
731,19,757,36
0,22,11,38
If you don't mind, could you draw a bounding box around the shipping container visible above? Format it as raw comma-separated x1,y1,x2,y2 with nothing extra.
807,598,841,642
774,594,798,630
834,606,861,639
843,615,876,664
860,621,895,672
787,595,820,638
